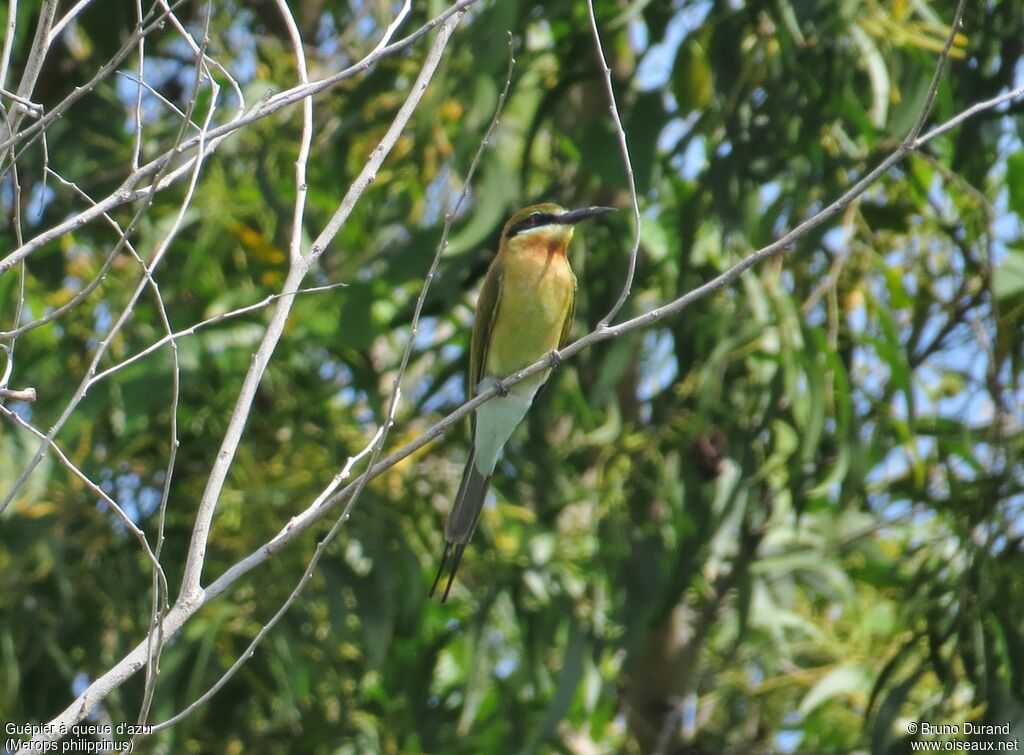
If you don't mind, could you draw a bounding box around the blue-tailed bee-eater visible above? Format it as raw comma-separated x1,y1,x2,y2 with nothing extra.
430,203,615,601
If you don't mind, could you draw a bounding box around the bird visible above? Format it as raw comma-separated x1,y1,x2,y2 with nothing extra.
430,202,615,602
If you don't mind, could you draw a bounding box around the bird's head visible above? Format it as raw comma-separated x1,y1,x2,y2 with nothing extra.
501,203,615,255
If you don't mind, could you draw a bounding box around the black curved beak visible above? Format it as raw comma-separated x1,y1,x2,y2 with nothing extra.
560,206,617,225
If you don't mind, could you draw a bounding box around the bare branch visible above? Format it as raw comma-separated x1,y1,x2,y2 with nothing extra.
48,0,96,45
279,0,316,265
0,87,42,117
132,2,219,729
0,0,19,92
130,0,145,170
0,386,35,401
150,422,386,733
916,84,1024,145
2,0,56,142
906,0,966,142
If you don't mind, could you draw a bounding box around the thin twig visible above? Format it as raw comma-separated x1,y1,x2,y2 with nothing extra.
0,27,220,514
585,0,641,328
47,0,96,45
1,138,26,394
130,0,145,170
91,284,347,384
114,71,191,122
2,0,56,142
151,7,464,731
0,167,141,340
0,403,167,585
915,84,1024,145
134,3,220,728
0,0,19,93
905,0,965,143
0,0,182,157
279,0,315,264
0,0,483,276
368,0,413,56
177,3,462,602
0,344,11,391
155,0,245,118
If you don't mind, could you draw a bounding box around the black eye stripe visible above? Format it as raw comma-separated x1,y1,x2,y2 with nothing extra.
506,212,555,237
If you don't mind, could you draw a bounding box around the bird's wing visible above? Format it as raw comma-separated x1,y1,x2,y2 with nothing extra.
528,269,576,411
469,257,504,413
558,270,577,350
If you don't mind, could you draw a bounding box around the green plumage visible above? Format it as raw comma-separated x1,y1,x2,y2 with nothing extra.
430,203,613,602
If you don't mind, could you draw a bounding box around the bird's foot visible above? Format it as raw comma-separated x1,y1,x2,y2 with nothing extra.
548,348,563,370
493,378,509,398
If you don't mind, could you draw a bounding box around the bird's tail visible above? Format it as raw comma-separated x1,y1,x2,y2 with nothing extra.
429,447,491,602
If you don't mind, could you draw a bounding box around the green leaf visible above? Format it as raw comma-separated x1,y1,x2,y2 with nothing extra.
993,251,1024,301
799,663,872,716
850,26,890,127
673,36,714,113
1006,151,1024,216
871,670,925,755
520,617,588,755
639,214,671,262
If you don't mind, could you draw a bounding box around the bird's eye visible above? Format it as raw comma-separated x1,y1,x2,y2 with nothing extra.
528,212,543,225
